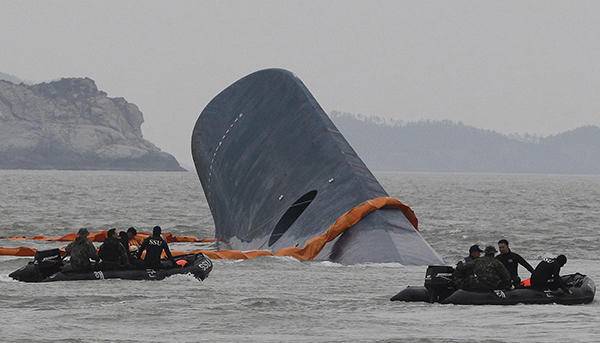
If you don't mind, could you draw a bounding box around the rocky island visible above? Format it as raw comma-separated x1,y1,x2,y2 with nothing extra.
0,77,184,171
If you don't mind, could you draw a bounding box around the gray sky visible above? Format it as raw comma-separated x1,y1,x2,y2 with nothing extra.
2,1,599,166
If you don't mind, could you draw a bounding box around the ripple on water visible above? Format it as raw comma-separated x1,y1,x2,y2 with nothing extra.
1,171,600,342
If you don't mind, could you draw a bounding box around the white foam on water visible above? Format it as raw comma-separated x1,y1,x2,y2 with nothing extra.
316,260,345,267
354,262,407,268
0,273,18,283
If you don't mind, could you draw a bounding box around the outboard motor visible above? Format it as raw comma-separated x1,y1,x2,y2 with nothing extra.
9,249,63,282
424,265,456,303
190,254,213,281
34,248,63,274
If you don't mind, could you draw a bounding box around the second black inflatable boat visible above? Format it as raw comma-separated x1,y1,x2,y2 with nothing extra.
9,249,213,282
391,266,595,305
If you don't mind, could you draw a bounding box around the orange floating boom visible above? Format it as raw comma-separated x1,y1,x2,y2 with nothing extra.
1,197,415,261
4,231,216,243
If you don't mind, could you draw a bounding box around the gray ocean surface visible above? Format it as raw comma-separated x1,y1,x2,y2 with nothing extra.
0,170,599,343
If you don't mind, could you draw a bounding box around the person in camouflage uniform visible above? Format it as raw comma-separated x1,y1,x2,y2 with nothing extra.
455,245,512,291
65,228,99,272
452,244,483,289
453,259,476,290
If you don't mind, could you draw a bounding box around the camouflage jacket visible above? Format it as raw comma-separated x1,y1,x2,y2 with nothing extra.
454,256,511,291
470,256,512,290
65,237,98,271
453,258,476,289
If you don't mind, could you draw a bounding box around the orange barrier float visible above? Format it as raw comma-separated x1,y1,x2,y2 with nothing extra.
173,196,417,261
3,231,216,243
274,196,416,261
0,197,417,261
0,247,39,256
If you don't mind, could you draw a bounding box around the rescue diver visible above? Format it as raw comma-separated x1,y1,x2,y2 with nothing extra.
64,228,99,272
137,226,174,269
456,246,512,291
98,228,129,270
531,255,571,294
495,239,535,287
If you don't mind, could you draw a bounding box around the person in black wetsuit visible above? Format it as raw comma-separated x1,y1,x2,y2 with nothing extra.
531,255,571,294
137,226,174,269
495,239,535,287
98,228,129,270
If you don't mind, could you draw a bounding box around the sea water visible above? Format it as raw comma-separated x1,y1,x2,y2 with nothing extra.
0,170,599,342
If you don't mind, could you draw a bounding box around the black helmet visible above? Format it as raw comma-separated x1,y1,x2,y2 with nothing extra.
557,255,567,266
152,226,162,236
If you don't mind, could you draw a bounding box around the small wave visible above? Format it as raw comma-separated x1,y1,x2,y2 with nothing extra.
215,255,305,264
213,258,247,265
0,255,29,262
266,255,304,263
239,296,288,308
314,261,409,269
354,262,407,268
316,260,345,267
163,273,198,283
0,273,17,283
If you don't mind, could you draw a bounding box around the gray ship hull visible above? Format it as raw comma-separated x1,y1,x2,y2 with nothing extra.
192,69,443,265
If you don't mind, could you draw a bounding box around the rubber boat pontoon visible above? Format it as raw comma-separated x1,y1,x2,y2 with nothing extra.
391,265,595,305
9,249,213,282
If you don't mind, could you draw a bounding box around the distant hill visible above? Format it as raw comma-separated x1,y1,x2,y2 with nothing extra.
0,77,184,171
0,72,24,84
331,111,600,174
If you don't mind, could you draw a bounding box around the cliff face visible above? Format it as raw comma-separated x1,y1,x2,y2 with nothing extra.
0,77,184,171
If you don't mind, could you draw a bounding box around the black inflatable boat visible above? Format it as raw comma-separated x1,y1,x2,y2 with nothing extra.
9,249,213,282
391,265,595,305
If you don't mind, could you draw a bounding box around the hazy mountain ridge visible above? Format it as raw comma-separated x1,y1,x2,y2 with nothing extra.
0,72,24,84
331,111,600,174
0,76,184,171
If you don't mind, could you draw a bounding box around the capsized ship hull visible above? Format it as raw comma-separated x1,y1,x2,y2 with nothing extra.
192,68,443,265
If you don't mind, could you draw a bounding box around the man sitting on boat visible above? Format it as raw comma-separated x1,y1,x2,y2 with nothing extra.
98,228,129,270
454,246,512,291
462,244,483,264
137,226,175,269
452,244,482,289
496,239,535,288
126,227,143,251
64,228,99,272
117,227,145,269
